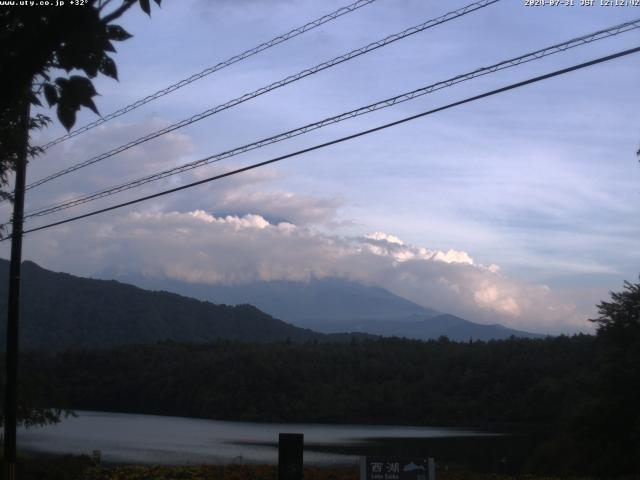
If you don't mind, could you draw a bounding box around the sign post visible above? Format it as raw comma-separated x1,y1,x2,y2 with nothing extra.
278,433,303,480
360,457,435,480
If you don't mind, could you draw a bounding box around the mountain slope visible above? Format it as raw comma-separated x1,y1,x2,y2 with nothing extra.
0,260,330,350
112,274,543,341
296,313,542,341
113,275,438,322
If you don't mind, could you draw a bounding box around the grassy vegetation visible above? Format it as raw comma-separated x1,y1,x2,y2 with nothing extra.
82,465,614,480
0,455,617,480
0,453,93,480
83,464,355,480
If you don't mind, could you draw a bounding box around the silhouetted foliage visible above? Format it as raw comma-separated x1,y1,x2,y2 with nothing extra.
3,336,599,473
525,278,640,476
0,0,160,427
0,0,161,200
591,277,640,335
25,336,598,430
585,279,640,475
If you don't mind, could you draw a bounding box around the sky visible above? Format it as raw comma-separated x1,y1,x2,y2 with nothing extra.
1,0,639,334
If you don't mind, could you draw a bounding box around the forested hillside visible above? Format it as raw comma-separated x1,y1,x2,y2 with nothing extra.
0,260,328,349
0,259,535,348
17,336,594,430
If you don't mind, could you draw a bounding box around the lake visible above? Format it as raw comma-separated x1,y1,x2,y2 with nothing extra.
17,411,505,466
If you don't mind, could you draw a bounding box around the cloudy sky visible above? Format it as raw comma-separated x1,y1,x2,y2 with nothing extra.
2,0,639,334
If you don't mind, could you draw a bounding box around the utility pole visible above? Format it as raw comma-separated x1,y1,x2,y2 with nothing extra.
4,96,30,480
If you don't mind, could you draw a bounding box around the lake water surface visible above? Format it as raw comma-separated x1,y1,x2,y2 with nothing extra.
17,411,497,465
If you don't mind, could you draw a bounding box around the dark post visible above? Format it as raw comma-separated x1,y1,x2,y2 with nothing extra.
278,433,303,480
4,97,30,479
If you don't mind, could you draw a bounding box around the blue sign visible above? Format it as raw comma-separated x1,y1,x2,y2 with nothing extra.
361,457,434,480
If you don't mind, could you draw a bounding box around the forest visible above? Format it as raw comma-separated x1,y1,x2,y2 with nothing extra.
7,329,639,476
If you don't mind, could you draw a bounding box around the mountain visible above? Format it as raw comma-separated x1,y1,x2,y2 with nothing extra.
110,273,543,341
0,260,350,351
0,259,541,349
296,313,542,342
110,274,438,322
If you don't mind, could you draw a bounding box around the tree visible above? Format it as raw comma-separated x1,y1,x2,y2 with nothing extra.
0,0,161,200
591,277,640,337
585,278,640,475
0,0,162,470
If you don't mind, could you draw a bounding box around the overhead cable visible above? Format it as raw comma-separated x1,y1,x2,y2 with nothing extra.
9,45,639,239
38,0,380,150
20,18,640,221
26,0,500,191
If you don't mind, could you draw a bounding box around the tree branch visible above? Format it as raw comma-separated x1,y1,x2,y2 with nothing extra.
98,0,116,13
101,0,137,24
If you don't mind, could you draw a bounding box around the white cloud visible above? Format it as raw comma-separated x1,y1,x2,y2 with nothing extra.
19,118,343,231
362,232,475,266
11,208,590,334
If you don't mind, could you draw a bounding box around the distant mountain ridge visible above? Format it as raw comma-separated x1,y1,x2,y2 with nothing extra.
111,274,438,321
0,259,542,349
110,273,543,341
297,313,537,341
0,260,363,351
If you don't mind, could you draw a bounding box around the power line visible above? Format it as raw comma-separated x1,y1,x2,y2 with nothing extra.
19,18,640,222
25,0,500,191
38,0,380,151
10,45,639,239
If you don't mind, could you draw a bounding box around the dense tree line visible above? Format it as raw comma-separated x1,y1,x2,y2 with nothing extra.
2,322,639,475
15,336,594,430
4,335,610,473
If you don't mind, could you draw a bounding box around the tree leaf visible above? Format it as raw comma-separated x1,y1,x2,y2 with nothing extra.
29,114,52,131
99,56,118,80
107,25,133,42
55,77,69,88
43,83,58,106
68,75,98,97
57,103,76,131
56,75,100,127
83,53,100,78
29,92,42,107
80,97,100,116
139,0,151,15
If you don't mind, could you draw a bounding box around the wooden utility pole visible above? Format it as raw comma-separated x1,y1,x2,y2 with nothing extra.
3,96,30,480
